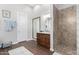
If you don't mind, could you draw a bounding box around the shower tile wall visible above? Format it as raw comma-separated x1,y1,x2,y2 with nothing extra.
77,5,79,54
53,5,60,52
53,5,76,55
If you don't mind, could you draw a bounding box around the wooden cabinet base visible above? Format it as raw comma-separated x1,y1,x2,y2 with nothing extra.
37,33,50,49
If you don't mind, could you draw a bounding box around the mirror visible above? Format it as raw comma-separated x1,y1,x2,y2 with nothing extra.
40,14,51,32
32,14,51,39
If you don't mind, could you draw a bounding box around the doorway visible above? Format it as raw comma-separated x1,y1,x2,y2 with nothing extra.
32,17,40,39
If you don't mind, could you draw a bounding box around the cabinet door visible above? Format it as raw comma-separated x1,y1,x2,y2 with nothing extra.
45,35,50,44
37,33,50,49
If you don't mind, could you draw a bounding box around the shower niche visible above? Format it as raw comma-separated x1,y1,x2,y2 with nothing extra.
53,5,76,55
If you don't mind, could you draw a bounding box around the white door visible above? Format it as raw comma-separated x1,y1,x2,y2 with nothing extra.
32,18,40,38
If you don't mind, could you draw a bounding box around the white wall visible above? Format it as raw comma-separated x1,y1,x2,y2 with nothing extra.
32,5,50,18
31,5,50,33
0,5,17,43
16,6,33,42
0,4,33,44
50,4,54,51
17,10,27,42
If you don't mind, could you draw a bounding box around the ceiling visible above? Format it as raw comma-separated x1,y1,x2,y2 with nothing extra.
26,4,74,10
25,4,50,9
54,4,74,10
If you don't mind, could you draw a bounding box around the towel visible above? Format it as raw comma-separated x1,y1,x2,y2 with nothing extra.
4,19,16,32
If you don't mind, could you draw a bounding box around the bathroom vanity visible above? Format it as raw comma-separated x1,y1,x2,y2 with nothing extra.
37,32,50,49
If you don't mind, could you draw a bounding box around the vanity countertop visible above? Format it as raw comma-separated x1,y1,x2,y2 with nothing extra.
37,32,50,34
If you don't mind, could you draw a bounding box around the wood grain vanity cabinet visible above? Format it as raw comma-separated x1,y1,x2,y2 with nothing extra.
37,33,50,49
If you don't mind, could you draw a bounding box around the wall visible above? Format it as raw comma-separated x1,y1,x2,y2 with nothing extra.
16,6,33,42
53,5,60,52
14,5,33,43
31,4,50,38
0,5,17,43
77,5,79,54
17,9,27,42
50,4,54,51
32,5,50,18
0,4,33,44
53,5,76,55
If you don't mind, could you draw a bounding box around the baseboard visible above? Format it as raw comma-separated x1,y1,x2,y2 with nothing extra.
12,41,18,44
12,39,35,45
